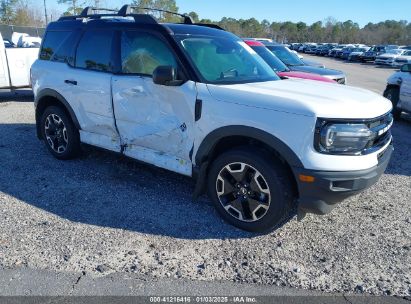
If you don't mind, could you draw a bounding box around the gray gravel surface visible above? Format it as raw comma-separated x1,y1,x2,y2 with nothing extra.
0,58,410,299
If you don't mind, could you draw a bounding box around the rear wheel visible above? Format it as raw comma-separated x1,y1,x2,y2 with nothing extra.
207,148,295,232
40,106,81,160
384,87,402,120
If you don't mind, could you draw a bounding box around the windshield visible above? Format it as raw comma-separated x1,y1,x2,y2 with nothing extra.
177,35,279,84
265,45,303,66
250,46,289,72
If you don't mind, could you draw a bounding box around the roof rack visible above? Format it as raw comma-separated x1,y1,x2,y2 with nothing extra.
118,5,194,24
56,5,224,30
58,5,158,24
80,7,118,16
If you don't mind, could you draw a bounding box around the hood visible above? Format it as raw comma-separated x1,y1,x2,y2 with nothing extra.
277,71,335,83
378,54,400,59
289,65,344,77
395,56,411,61
301,59,325,68
206,79,391,119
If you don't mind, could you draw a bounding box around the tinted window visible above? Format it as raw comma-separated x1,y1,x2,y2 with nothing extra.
251,46,288,72
51,31,79,65
76,30,113,72
121,31,177,75
40,31,72,61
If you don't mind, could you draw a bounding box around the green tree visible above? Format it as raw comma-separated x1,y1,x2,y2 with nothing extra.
187,11,198,23
57,0,85,15
132,0,179,22
0,0,18,24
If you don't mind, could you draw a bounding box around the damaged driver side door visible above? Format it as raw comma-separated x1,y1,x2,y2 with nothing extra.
112,30,197,176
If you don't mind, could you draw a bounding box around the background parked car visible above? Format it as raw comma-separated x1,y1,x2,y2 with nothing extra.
263,43,347,84
244,40,335,83
318,44,337,56
360,45,387,62
336,46,354,58
304,44,318,54
347,47,369,61
340,47,357,60
3,39,14,48
384,63,411,119
393,50,411,68
328,47,342,57
375,49,406,66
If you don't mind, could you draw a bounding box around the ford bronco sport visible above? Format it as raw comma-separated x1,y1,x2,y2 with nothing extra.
31,6,394,232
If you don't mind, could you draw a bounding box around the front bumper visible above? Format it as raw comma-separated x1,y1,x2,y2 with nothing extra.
293,141,393,215
361,55,375,61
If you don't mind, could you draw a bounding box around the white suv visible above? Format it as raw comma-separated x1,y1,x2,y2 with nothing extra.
384,63,411,119
31,6,394,232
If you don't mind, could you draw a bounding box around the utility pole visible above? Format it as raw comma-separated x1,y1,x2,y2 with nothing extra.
43,0,48,25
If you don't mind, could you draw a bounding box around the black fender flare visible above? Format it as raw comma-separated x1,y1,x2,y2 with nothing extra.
35,89,81,138
192,125,303,199
195,125,303,168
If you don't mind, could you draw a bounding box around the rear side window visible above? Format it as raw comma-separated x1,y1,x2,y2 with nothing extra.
121,31,177,75
40,31,72,61
75,30,114,72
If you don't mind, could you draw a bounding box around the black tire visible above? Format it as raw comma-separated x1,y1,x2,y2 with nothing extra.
383,87,402,120
40,106,80,160
207,148,295,233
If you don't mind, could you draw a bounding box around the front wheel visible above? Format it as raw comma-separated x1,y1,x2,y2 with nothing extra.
384,87,402,120
207,148,295,232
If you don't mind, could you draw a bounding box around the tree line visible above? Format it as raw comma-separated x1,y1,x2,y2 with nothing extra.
0,0,410,45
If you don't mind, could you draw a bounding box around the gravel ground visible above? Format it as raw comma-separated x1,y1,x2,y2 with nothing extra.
0,60,410,298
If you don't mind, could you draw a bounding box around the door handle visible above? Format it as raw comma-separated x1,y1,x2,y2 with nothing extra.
64,80,77,85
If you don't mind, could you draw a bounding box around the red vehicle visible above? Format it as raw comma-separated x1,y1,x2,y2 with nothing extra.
244,40,335,83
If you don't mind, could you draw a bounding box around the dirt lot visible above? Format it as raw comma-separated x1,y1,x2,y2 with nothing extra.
0,58,410,297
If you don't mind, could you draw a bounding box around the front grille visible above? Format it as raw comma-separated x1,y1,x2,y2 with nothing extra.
363,113,393,154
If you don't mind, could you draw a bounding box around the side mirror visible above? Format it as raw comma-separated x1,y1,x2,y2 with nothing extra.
400,64,411,73
152,66,184,86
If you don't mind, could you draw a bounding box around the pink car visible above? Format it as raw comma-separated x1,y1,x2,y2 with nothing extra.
244,40,335,83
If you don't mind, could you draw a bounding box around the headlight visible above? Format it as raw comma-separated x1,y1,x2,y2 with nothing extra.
315,114,393,155
318,123,375,154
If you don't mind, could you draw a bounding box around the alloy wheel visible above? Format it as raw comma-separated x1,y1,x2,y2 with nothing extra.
44,114,68,154
216,162,271,222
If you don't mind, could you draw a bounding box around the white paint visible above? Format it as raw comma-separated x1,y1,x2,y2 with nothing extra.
80,130,121,152
0,32,39,89
125,145,192,176
0,33,10,88
206,79,391,119
399,72,411,112
112,75,197,174
32,56,393,175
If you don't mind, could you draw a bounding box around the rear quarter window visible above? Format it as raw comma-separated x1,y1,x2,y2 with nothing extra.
40,31,72,61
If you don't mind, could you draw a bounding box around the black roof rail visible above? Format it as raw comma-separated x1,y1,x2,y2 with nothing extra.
118,5,194,24
80,6,118,16
56,5,224,30
58,6,158,24
195,23,225,31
